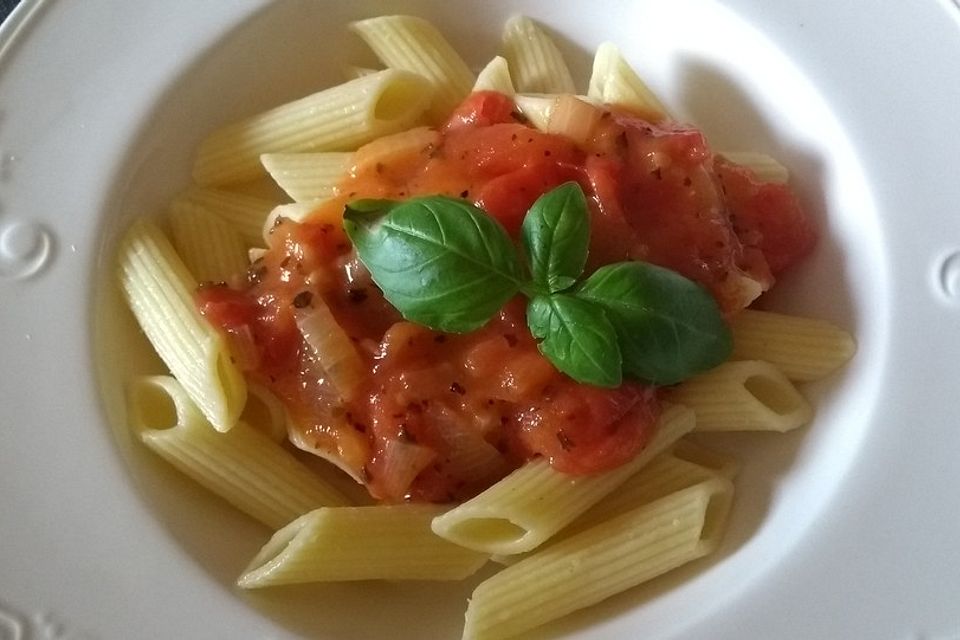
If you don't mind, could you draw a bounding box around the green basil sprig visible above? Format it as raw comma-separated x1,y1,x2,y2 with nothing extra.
343,182,731,387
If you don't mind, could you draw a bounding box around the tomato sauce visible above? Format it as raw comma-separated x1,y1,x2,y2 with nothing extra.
198,91,814,503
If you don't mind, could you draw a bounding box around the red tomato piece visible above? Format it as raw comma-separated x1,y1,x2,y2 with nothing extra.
476,162,582,235
716,159,817,274
196,283,258,330
443,123,582,180
515,382,659,475
444,90,518,131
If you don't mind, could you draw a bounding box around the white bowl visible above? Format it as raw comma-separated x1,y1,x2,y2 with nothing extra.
2,1,959,638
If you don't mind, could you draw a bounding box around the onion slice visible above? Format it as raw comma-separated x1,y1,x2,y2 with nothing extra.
294,297,367,402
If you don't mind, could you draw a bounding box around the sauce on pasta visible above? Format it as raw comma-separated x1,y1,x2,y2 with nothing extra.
197,91,815,503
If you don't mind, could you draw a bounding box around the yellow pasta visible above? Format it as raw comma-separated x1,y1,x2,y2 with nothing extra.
462,476,734,640
238,505,488,587
174,188,278,248
349,126,440,176
242,382,289,443
670,437,741,480
587,42,668,119
129,376,348,530
342,65,380,80
168,200,248,284
472,56,516,95
350,15,474,123
668,360,813,432
731,309,857,381
193,69,432,186
116,219,246,431
260,152,353,202
497,452,727,565
261,201,327,244
431,404,695,555
501,15,576,94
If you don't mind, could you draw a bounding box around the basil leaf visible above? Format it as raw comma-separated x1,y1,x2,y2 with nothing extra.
527,294,622,387
521,181,590,294
576,262,732,385
344,196,524,333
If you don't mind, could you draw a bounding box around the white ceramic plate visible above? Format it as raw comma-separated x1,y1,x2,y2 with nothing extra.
2,1,959,638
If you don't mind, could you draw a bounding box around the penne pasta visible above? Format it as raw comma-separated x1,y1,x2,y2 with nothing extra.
350,126,440,174
497,452,729,565
462,476,734,640
431,404,695,555
670,438,741,480
168,200,248,284
193,69,432,186
238,504,488,587
243,382,289,443
342,65,380,80
128,376,349,529
731,309,857,381
587,42,668,119
668,360,813,432
501,15,576,94
174,188,278,248
472,56,516,95
261,201,327,243
116,219,246,431
350,15,474,123
260,152,353,202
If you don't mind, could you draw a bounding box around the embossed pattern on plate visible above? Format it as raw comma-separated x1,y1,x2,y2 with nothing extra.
0,600,90,640
933,250,960,305
0,143,53,280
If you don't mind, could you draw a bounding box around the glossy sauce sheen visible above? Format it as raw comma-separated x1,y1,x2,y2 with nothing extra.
198,92,814,503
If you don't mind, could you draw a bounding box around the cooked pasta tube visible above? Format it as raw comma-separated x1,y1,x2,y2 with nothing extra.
350,15,474,123
261,201,327,244
260,152,353,202
587,42,668,119
174,188,278,247
501,15,576,94
541,455,723,543
128,376,349,529
116,219,246,431
193,69,432,186
431,404,695,555
670,438,741,480
243,382,288,443
718,151,789,183
342,65,380,80
668,360,813,432
497,452,727,565
730,309,857,381
462,476,734,640
351,126,440,174
473,56,515,95
168,200,248,284
238,505,488,587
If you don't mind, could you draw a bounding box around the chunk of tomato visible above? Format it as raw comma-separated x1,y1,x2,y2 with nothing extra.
476,162,582,235
443,123,582,180
444,90,518,131
515,382,659,475
716,159,817,274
